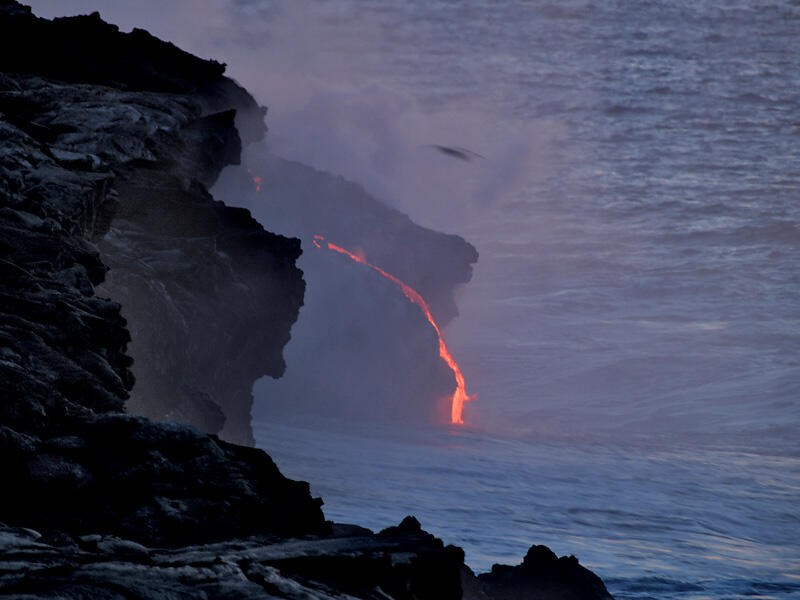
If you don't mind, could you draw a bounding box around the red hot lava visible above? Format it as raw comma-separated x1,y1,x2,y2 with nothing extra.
247,169,262,192
313,234,475,425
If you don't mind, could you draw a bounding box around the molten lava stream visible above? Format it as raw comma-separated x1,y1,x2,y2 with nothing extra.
313,234,475,424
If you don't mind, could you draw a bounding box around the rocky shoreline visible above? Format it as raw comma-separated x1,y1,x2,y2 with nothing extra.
0,516,612,600
0,2,614,598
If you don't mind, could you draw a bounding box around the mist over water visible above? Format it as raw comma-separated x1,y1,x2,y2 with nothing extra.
29,1,800,597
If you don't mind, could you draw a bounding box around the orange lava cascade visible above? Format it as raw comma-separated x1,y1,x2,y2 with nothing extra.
314,234,475,424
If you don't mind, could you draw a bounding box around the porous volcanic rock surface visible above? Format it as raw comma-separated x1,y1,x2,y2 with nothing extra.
0,0,301,445
0,0,316,542
0,520,465,600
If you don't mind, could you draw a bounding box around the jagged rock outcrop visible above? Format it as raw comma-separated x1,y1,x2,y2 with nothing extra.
0,519,465,600
94,104,303,444
0,518,613,600
0,0,266,144
463,544,615,600
0,415,325,547
0,1,301,444
0,0,317,541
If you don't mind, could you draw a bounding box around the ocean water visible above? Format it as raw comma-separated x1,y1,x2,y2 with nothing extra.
247,1,800,598
254,417,800,599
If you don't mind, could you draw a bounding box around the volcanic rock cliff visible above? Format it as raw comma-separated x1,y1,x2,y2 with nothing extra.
0,0,299,445
0,0,321,541
0,3,614,599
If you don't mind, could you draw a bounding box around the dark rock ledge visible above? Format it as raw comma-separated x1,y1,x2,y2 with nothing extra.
0,517,611,600
0,2,614,598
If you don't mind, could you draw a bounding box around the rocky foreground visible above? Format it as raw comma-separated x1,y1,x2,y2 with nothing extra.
0,516,612,600
0,2,614,598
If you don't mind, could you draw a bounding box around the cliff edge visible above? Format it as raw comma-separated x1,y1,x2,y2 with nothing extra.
0,0,318,540
0,1,302,445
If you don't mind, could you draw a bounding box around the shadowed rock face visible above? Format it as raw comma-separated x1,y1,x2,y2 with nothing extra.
0,520,465,600
1,1,301,445
0,0,266,144
93,106,304,445
0,1,318,543
0,517,614,600
0,77,132,435
463,544,615,600
0,415,325,546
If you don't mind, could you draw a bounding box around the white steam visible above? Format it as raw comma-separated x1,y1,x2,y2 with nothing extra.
28,0,565,231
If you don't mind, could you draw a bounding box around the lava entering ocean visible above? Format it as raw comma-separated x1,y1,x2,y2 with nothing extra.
313,234,475,424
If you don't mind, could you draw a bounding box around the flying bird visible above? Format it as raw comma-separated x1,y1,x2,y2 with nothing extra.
428,144,485,162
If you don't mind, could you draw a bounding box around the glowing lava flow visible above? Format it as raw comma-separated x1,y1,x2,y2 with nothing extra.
313,234,475,424
246,169,262,192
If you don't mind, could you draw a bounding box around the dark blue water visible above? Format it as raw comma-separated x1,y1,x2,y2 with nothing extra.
253,416,800,600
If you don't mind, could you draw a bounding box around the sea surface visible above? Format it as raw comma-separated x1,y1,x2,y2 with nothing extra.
254,417,800,600
247,1,800,598
30,0,798,597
